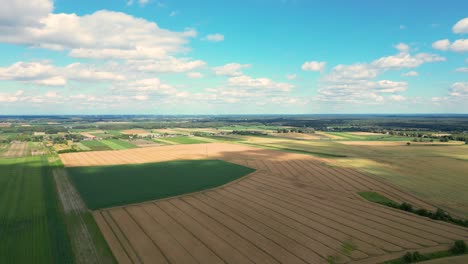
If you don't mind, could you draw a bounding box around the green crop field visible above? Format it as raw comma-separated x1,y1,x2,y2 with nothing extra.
100,139,137,150
80,140,113,151
0,156,73,263
163,136,208,144
67,160,255,210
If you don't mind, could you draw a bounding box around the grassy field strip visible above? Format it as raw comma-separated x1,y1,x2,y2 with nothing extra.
0,156,74,263
162,136,210,144
100,139,137,150
80,140,113,151
53,167,116,263
152,138,178,145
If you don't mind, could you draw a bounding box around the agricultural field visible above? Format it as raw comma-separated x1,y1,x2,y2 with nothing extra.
162,136,209,144
0,155,73,263
231,134,468,217
1,142,30,158
80,140,113,151
100,139,137,150
59,143,468,264
67,159,255,209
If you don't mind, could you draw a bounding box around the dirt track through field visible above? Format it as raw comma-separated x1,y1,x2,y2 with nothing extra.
60,143,468,263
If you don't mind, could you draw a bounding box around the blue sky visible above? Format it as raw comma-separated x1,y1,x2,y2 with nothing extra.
0,0,467,114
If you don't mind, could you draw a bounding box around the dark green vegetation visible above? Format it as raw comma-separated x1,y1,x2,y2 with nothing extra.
163,136,208,144
358,191,398,206
359,192,468,228
80,140,112,151
384,241,467,264
67,160,255,210
0,156,73,263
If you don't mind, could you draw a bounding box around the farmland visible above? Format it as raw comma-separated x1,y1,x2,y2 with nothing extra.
67,159,255,209
80,140,113,151
162,136,209,144
230,133,468,217
100,139,137,150
0,155,73,263
59,143,468,264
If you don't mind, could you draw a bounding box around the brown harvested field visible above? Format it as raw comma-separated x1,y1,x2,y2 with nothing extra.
271,132,329,140
60,143,468,264
2,142,29,157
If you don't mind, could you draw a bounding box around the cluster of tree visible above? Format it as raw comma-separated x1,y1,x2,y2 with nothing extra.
276,128,315,133
231,130,267,136
381,201,468,228
401,240,467,263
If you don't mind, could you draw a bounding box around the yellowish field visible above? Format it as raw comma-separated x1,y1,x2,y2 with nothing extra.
60,143,468,264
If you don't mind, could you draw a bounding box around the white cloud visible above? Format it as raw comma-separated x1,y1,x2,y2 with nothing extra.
228,75,293,92
126,57,205,73
449,82,468,97
402,71,419,77
432,39,468,52
212,63,251,76
205,33,224,42
0,90,24,102
286,74,297,80
453,17,468,34
186,72,203,78
372,44,445,69
169,11,177,17
432,39,450,51
455,67,468,73
399,25,406,30
0,0,52,27
324,64,378,82
0,61,125,86
302,61,326,71
0,10,197,60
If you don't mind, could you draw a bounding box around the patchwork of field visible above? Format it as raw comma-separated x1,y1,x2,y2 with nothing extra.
60,143,468,263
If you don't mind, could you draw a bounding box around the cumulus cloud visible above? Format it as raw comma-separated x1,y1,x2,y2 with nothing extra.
204,33,224,42
302,61,326,71
0,0,52,27
0,61,125,86
433,39,468,52
314,45,442,104
228,75,293,92
212,63,251,76
402,71,419,77
453,17,468,34
432,39,450,51
372,45,445,69
126,57,205,73
0,8,197,60
0,90,24,102
449,82,468,97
